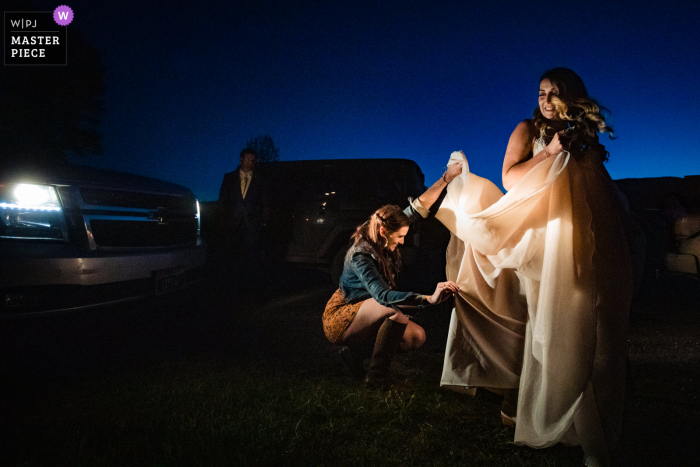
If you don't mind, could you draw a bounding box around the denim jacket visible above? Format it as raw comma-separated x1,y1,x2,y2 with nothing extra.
338,200,428,307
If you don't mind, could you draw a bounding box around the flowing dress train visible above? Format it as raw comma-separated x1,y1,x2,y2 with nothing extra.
437,139,633,460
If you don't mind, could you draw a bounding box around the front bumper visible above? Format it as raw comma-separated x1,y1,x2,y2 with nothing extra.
0,242,206,317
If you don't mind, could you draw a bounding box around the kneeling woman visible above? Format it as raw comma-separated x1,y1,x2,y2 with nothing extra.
322,165,462,386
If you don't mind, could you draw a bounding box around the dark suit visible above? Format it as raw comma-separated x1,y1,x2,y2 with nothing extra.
219,166,264,260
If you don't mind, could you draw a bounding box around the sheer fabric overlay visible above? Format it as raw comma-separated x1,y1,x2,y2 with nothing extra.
437,140,632,456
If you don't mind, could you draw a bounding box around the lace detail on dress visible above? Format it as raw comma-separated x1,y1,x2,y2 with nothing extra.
533,137,546,155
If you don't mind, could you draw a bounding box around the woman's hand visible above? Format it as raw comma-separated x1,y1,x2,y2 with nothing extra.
442,162,465,184
544,133,563,158
427,281,460,305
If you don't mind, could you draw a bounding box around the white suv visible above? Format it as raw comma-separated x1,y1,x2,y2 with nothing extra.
1,160,206,317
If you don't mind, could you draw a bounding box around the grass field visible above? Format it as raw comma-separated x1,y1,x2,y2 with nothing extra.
1,268,698,466
2,361,588,466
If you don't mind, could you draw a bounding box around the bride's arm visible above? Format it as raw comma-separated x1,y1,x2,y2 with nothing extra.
502,120,561,191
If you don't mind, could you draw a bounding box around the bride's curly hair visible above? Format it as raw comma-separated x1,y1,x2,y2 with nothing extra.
351,204,409,288
533,68,614,162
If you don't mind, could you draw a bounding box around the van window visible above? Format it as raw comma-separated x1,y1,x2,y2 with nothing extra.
261,161,424,210
318,164,414,207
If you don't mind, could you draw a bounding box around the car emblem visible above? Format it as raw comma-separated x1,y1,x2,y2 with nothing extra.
147,207,169,224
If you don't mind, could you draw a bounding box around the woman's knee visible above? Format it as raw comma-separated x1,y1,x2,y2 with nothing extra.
402,324,426,350
413,325,426,348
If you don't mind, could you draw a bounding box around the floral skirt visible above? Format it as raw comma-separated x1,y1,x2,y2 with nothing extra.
322,289,364,344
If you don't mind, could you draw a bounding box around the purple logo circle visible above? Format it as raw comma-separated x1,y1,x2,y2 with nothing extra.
53,5,74,26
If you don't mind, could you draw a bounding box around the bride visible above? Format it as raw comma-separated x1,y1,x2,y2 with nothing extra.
437,68,636,466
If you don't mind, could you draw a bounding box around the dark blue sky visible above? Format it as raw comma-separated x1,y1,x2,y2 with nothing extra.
32,0,700,200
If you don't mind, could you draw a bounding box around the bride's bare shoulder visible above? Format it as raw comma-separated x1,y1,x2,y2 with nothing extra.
510,119,538,141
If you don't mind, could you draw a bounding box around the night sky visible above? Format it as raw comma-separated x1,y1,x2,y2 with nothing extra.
24,0,700,201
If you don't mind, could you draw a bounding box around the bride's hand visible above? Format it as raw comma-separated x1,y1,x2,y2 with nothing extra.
442,162,465,184
427,281,460,305
544,133,563,158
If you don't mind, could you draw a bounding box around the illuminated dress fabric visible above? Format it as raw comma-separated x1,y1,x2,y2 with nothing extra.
437,139,633,454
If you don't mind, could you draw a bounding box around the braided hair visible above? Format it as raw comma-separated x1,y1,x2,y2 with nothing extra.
350,205,410,288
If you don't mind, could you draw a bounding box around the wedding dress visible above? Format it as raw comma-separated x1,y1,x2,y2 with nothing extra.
436,139,633,461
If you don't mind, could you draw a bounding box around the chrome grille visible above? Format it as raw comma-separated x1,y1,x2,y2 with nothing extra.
78,187,199,250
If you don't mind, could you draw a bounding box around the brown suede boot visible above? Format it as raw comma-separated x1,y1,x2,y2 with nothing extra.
364,318,407,388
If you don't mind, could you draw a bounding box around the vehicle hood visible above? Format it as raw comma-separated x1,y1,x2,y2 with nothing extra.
1,161,192,195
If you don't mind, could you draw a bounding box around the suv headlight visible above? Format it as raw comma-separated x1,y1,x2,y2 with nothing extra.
196,199,201,234
0,183,68,241
195,198,202,245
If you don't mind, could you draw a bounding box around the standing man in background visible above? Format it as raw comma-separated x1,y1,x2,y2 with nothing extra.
218,148,264,284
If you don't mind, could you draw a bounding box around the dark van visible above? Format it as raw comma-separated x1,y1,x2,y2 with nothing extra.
258,158,449,286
